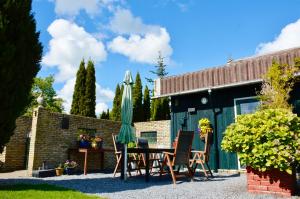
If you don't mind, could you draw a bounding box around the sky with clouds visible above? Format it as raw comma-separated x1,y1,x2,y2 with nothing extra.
32,0,300,115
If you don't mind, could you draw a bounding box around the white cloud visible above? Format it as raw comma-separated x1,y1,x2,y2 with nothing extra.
107,9,173,64
52,0,119,17
42,19,107,82
256,19,300,54
57,79,114,115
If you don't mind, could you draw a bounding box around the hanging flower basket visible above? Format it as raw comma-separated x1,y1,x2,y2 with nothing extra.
198,118,212,140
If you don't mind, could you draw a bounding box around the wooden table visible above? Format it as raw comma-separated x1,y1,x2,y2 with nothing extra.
121,148,174,182
68,148,114,175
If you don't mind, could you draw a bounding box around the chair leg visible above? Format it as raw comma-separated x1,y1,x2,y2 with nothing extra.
113,155,121,177
198,160,208,178
206,162,213,177
166,155,176,185
187,164,194,181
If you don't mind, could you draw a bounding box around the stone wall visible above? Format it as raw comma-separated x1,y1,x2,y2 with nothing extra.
0,116,32,172
134,120,171,148
27,108,121,176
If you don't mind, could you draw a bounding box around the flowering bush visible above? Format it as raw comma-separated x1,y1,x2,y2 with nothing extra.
221,108,300,174
64,160,77,169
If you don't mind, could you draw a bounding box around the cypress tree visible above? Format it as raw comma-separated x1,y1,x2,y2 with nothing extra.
71,60,86,115
100,109,110,119
0,0,42,152
133,72,143,122
111,84,121,121
143,86,151,121
84,60,96,117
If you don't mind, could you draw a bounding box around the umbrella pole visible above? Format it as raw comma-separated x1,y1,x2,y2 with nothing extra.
124,144,127,180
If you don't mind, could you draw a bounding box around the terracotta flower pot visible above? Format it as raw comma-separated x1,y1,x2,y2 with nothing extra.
55,168,64,176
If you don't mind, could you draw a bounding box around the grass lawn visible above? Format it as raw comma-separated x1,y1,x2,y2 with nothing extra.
0,183,104,199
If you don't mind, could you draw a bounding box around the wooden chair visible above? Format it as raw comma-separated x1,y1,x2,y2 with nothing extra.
160,130,194,185
136,138,161,174
112,134,141,177
189,130,213,178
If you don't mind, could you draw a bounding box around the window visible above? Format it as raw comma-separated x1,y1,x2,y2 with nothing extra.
140,131,157,144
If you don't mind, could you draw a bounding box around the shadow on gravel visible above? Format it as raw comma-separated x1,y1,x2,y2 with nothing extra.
0,174,232,195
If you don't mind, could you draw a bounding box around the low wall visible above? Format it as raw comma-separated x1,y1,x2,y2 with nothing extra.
0,116,32,172
134,120,171,148
27,108,121,176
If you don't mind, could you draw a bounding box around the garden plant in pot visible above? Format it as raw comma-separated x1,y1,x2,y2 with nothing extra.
64,160,77,175
55,163,64,176
198,118,212,140
222,60,300,197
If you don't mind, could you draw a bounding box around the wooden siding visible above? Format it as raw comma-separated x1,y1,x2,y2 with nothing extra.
157,47,300,97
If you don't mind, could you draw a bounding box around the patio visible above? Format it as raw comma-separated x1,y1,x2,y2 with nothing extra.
0,171,292,199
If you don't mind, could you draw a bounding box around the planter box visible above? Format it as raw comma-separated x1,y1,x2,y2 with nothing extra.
247,166,296,197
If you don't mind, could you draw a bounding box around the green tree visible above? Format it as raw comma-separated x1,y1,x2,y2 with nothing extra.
133,72,143,122
24,75,64,116
84,60,96,117
70,60,86,115
147,53,170,120
100,109,110,119
143,85,151,121
0,0,43,152
111,84,121,121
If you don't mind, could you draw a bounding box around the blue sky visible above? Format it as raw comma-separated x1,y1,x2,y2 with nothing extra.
32,0,300,115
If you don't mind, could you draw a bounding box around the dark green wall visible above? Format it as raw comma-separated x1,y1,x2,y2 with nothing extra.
171,82,300,170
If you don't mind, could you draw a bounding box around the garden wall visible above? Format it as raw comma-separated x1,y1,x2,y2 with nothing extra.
0,116,32,172
134,120,171,148
27,107,121,176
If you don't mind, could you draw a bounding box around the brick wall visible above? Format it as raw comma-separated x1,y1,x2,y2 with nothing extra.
0,116,32,172
27,108,121,176
134,120,171,148
247,166,297,197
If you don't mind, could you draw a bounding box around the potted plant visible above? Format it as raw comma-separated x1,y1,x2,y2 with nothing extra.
55,163,64,176
221,108,300,196
91,135,103,149
64,160,77,175
198,118,212,140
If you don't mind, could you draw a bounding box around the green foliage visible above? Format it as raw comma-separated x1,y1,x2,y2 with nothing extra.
100,109,110,119
24,75,64,116
111,84,122,121
151,98,170,121
221,109,300,174
146,52,168,83
71,60,86,115
259,60,300,110
0,0,42,152
143,86,151,121
133,72,143,122
84,60,96,118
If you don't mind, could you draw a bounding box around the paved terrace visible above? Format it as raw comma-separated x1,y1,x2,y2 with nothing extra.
0,171,299,199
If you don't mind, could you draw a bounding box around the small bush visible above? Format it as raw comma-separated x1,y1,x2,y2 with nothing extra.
221,108,300,174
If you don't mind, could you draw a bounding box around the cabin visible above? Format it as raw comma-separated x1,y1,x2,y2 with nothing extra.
153,47,300,171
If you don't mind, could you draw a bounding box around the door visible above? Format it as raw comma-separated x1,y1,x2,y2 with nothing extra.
234,97,260,169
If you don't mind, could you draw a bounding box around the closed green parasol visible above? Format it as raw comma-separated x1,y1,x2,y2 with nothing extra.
118,70,135,180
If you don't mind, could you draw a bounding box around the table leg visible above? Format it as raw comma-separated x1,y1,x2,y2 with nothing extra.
146,150,149,182
84,151,87,175
121,147,124,180
100,151,104,170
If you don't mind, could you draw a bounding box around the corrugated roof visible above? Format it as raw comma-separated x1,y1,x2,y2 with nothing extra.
154,47,300,98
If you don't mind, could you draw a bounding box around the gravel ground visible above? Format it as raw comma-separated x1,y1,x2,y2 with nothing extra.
0,172,299,199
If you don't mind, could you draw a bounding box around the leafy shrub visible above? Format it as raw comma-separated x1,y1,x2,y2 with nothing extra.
221,108,300,174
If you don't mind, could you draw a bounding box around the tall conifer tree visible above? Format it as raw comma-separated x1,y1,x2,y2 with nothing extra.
111,84,121,121
0,0,42,152
71,60,86,115
143,86,151,121
84,60,96,117
133,72,143,122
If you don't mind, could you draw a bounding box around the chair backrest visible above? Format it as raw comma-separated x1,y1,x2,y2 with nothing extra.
136,138,149,149
203,130,213,162
112,133,123,152
173,130,194,165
